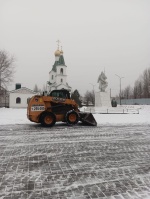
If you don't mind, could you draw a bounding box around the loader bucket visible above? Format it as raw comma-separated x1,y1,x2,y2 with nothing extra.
79,112,97,126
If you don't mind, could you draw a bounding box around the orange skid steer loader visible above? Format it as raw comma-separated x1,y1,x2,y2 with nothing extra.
27,89,97,127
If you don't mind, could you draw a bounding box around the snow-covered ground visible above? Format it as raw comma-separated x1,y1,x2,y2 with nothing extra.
0,106,150,199
0,105,150,126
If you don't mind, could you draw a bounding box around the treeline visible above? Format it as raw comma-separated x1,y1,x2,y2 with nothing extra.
34,67,150,106
121,68,150,99
71,90,95,107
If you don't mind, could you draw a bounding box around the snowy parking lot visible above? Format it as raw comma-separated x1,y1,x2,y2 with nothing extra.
0,106,150,199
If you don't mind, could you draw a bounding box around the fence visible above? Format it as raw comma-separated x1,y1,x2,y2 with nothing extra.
0,102,9,108
82,106,139,114
117,98,150,105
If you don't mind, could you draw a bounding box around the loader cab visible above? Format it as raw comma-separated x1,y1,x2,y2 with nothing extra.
49,89,70,99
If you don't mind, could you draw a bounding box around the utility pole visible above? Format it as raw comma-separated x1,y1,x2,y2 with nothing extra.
115,74,124,105
89,83,95,92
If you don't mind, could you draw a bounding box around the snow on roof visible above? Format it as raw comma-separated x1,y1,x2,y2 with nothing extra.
9,87,39,94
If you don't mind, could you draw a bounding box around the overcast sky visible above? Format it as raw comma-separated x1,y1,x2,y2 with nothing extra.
1,0,150,96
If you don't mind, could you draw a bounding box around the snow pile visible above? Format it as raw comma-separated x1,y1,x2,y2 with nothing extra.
0,105,150,125
0,107,30,125
94,105,150,126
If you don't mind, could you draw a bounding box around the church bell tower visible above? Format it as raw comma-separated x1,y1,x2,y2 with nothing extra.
47,41,71,93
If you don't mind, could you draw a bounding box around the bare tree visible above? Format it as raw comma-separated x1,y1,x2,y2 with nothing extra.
89,90,95,105
148,68,150,94
84,90,95,106
133,81,139,99
84,91,91,106
0,50,15,89
137,81,143,98
33,84,39,92
123,85,132,99
42,84,46,92
143,68,150,98
121,67,150,100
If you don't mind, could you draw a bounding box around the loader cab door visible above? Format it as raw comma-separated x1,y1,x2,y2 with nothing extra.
49,90,70,99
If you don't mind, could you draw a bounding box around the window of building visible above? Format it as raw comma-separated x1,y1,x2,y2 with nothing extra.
61,78,63,83
52,75,53,80
16,97,21,104
60,68,63,74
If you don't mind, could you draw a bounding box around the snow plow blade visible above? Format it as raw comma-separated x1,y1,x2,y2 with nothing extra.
79,112,97,126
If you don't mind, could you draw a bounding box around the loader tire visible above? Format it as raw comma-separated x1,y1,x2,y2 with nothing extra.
40,112,56,127
65,110,79,125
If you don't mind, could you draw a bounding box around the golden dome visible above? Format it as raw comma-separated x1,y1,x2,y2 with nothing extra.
60,50,63,54
54,49,60,56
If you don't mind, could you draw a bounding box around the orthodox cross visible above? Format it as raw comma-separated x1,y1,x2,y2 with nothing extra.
56,40,60,50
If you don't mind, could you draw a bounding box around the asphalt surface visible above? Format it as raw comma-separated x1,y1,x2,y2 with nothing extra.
0,123,150,199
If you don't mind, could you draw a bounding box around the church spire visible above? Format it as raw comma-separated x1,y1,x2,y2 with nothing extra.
56,40,60,50
60,46,63,54
59,46,65,65
54,40,61,57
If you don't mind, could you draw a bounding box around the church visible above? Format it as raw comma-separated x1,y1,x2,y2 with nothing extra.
47,43,72,93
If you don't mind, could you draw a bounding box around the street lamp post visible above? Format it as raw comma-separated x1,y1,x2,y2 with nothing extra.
115,74,124,105
89,83,96,106
89,83,95,92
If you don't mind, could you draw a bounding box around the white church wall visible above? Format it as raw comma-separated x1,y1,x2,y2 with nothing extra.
9,93,36,108
56,65,67,85
57,84,69,90
56,75,67,85
49,71,56,83
50,86,56,91
56,65,67,75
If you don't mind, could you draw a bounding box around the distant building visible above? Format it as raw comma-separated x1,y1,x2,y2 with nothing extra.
9,84,39,108
47,43,72,93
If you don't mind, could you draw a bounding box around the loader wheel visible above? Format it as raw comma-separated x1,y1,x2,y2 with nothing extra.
65,110,79,125
40,112,56,127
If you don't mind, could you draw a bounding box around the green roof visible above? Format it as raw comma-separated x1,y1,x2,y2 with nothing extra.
59,55,65,65
52,55,66,72
52,61,59,72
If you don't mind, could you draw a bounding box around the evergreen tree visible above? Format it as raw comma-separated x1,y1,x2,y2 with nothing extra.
71,89,82,107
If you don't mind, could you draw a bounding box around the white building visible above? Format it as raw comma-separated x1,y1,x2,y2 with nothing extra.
9,84,39,108
47,45,72,93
